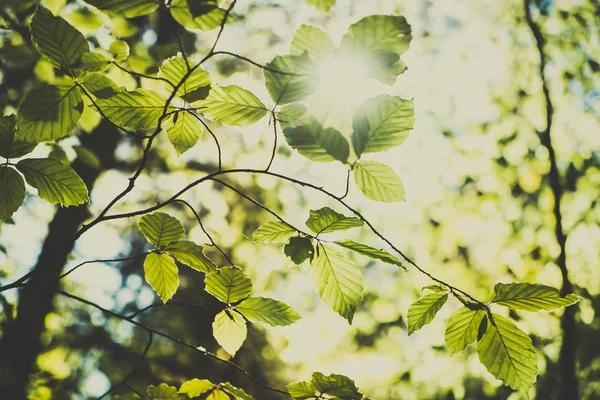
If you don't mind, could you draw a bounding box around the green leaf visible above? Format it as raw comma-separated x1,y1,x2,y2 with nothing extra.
444,306,486,355
76,52,110,73
490,282,582,311
30,7,89,70
165,112,203,155
311,372,363,399
287,380,317,399
305,207,363,234
264,54,317,105
407,292,448,335
0,115,36,159
352,95,414,157
81,72,119,99
284,121,349,163
311,243,363,323
0,167,25,219
164,240,217,273
158,54,211,101
195,85,267,126
138,212,185,247
16,158,89,206
303,0,335,12
73,145,101,169
220,383,254,400
205,267,252,304
354,160,405,202
109,39,129,61
96,89,170,130
146,383,179,399
253,221,297,243
143,252,179,304
290,25,335,64
82,0,160,18
212,309,247,356
334,239,406,270
236,297,301,326
284,237,314,265
179,378,213,397
16,84,83,142
187,0,218,17
170,0,228,32
207,390,230,400
477,313,538,393
277,103,310,131
340,15,411,84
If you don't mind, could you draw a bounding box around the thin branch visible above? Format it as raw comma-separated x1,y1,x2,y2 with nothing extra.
208,0,237,56
211,51,305,76
172,199,235,266
55,288,290,397
183,109,222,171
98,331,153,399
340,169,351,200
111,61,175,87
126,301,212,320
266,109,278,171
124,384,148,399
58,254,147,281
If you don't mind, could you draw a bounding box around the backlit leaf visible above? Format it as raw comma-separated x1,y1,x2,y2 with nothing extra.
220,383,254,400
96,89,170,130
158,54,211,101
444,306,486,355
287,380,317,399
303,0,335,12
354,160,405,202
195,85,267,126
290,25,335,64
143,252,179,303
16,84,83,142
82,0,160,18
236,297,301,326
311,372,363,399
334,239,406,270
352,95,414,157
212,309,247,356
284,121,349,163
407,292,448,335
311,243,363,323
207,390,230,400
138,212,185,247
81,72,119,99
305,207,363,234
477,313,538,393
165,112,203,155
109,40,129,61
0,167,25,219
284,237,314,265
16,158,89,206
179,378,213,397
146,383,179,399
264,54,317,105
490,282,582,311
165,240,217,273
170,0,228,32
253,221,297,243
205,267,252,304
0,115,36,159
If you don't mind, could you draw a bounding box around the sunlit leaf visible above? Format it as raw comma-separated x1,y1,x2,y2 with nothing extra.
16,84,83,142
284,121,349,163
179,378,213,397
354,160,405,202
290,25,335,64
0,167,25,219
143,252,179,304
73,145,101,169
277,103,310,131
109,39,130,61
207,389,230,400
76,52,110,73
138,212,185,247
264,54,317,105
236,297,301,326
146,383,179,399
170,0,228,32
253,221,297,243
165,112,203,155
30,7,89,70
195,85,267,126
407,292,448,335
311,243,363,323
82,0,160,18
0,115,36,159
303,0,335,12
16,158,89,206
81,72,119,99
205,267,252,303
220,383,254,400
164,240,217,273
284,237,314,265
352,95,414,157
158,54,211,101
311,372,363,399
490,282,582,311
212,309,247,356
334,239,406,270
444,306,486,355
477,313,538,393
340,15,411,84
96,89,170,130
287,380,317,399
305,207,363,234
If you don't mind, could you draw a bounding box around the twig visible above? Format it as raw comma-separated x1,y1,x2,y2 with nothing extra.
110,61,175,87
211,51,305,76
126,301,212,319
266,109,278,171
59,254,146,281
183,109,222,171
